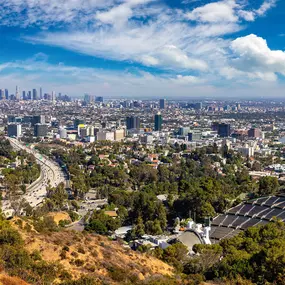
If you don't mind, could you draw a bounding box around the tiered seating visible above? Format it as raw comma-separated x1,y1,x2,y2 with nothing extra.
276,212,285,221
228,204,244,214
274,197,285,204
255,208,272,218
210,227,234,240
220,215,238,227
212,215,227,226
247,205,268,217
240,218,261,230
226,229,242,238
209,226,218,236
210,195,285,242
239,204,254,215
231,216,249,228
264,196,280,206
252,197,270,205
255,220,268,227
275,201,285,209
263,209,283,220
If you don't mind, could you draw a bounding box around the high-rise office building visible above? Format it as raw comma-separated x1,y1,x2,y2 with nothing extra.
188,130,202,141
32,89,38,100
15,86,20,100
51,91,56,102
22,91,26,100
211,122,219,131
248,128,262,138
84,94,94,104
5,89,9,100
159,99,166,109
0,89,4,100
154,113,163,131
178,127,190,136
126,116,140,130
32,115,45,126
218,123,231,138
27,91,32,100
40,87,43,100
34,124,48,137
187,102,202,110
59,127,67,139
8,124,22,137
95,96,104,103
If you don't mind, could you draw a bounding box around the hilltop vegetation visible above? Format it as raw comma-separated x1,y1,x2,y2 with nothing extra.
0,215,178,285
2,216,285,284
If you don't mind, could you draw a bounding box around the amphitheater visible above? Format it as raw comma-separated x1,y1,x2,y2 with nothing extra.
210,194,285,243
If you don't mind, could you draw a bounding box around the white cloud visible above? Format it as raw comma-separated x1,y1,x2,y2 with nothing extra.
186,0,239,23
238,10,255,21
140,55,160,66
0,0,280,90
25,14,211,72
0,56,211,98
220,66,277,82
139,45,208,71
95,0,154,28
96,5,133,28
230,34,285,77
174,75,205,84
185,0,276,23
255,0,276,16
0,0,115,27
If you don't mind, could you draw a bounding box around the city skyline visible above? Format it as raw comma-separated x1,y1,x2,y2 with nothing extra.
1,0,285,98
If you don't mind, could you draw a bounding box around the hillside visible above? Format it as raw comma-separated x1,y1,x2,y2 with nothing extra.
7,218,174,284
0,274,29,285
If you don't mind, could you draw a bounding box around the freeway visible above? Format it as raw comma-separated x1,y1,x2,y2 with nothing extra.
2,138,66,217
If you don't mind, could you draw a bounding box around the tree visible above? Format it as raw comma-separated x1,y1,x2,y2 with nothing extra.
258,176,279,196
47,183,68,210
129,216,145,239
85,219,108,235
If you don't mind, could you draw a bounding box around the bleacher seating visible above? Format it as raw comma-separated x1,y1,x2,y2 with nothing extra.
212,215,227,226
263,208,283,220
210,194,285,242
239,204,254,215
221,215,238,227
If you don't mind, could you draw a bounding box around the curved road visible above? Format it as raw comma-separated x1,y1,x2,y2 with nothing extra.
2,138,66,217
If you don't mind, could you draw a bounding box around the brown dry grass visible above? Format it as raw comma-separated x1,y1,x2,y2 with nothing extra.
0,274,29,285
47,212,71,225
11,218,173,284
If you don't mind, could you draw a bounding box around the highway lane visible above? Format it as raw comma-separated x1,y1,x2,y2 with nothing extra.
2,138,66,217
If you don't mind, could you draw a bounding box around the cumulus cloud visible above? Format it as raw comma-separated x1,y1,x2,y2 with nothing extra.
230,34,285,76
219,34,285,82
186,0,277,23
140,45,208,71
186,0,239,23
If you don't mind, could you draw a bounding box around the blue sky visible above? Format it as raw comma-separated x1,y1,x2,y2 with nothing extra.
0,0,285,98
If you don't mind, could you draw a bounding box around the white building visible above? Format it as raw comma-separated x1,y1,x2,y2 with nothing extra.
97,131,115,141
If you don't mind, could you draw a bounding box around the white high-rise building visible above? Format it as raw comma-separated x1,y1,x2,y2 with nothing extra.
16,86,20,100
